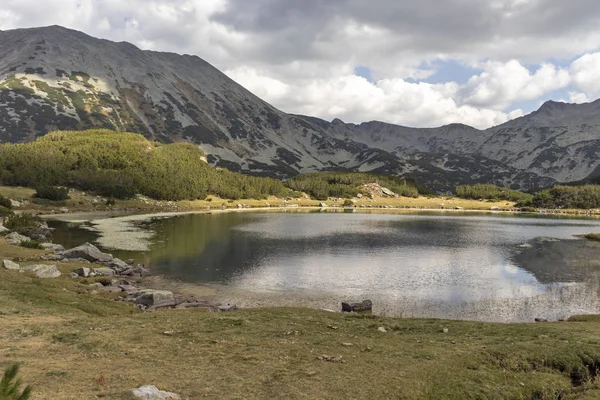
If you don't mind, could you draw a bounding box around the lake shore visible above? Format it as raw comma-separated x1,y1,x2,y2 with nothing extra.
2,238,600,398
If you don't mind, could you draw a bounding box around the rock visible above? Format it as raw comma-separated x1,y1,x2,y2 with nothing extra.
29,221,54,241
22,264,61,278
0,224,8,234
126,259,135,265
377,327,387,333
131,385,180,400
341,299,373,312
119,285,138,294
108,258,129,273
454,206,464,210
381,187,396,196
2,259,20,270
99,286,122,293
40,243,65,252
89,282,104,289
59,208,69,213
534,318,548,323
442,328,449,333
218,304,237,312
5,232,30,245
92,267,115,277
518,243,533,248
61,242,113,263
356,193,363,198
10,199,21,208
490,206,500,211
69,272,79,279
319,202,327,207
61,257,91,264
73,267,91,277
135,290,175,307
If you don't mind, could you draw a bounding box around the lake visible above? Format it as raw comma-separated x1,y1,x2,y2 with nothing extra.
48,210,600,322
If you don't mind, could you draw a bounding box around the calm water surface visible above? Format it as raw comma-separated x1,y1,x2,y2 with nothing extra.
49,211,600,322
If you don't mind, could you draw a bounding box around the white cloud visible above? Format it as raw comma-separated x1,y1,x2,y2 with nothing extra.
570,53,600,99
458,61,570,109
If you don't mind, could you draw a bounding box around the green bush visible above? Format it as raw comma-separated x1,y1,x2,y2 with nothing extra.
455,184,533,203
530,185,600,209
285,172,429,200
0,363,32,400
0,205,13,218
0,194,12,209
20,240,42,249
34,186,70,201
342,199,354,207
4,213,41,237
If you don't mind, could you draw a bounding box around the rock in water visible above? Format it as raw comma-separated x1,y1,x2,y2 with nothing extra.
135,290,175,307
131,385,180,400
22,264,61,278
341,300,373,312
61,242,113,263
2,259,20,270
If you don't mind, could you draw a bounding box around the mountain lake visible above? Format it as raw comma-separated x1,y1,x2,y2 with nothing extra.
47,210,600,322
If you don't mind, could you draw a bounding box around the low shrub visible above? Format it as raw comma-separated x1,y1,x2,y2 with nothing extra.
20,240,43,249
34,186,70,201
342,199,354,207
1,363,32,399
4,213,41,237
0,194,12,209
0,205,13,218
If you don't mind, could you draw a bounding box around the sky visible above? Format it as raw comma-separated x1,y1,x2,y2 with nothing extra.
2,0,600,129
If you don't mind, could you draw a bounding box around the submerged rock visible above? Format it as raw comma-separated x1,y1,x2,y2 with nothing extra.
131,385,180,400
61,242,113,263
2,259,20,270
22,264,61,278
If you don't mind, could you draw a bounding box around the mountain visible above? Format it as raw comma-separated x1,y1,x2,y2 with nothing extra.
2,26,599,191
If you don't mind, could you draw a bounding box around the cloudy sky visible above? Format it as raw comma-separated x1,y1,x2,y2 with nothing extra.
2,0,600,129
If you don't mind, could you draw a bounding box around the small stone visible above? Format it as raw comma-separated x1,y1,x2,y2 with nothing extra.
377,327,387,333
5,232,30,245
534,318,548,323
442,328,449,333
40,243,66,252
2,259,20,270
131,385,180,400
0,224,8,234
69,272,79,279
342,343,353,347
218,304,237,312
93,267,115,277
126,259,135,265
73,267,91,278
89,282,104,289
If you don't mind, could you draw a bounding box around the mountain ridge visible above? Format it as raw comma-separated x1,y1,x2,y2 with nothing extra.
1,25,599,190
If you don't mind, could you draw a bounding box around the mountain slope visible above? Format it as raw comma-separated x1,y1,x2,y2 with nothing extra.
2,25,597,191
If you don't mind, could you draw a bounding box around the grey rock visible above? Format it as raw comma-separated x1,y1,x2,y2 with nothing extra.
319,202,327,207
489,206,500,211
119,284,138,294
131,385,180,400
61,257,91,264
218,304,237,312
89,282,104,289
22,264,61,278
135,290,175,307
126,259,135,265
40,243,66,252
342,300,373,312
69,272,79,279
100,286,122,293
0,224,8,234
61,242,113,263
73,267,91,277
92,267,115,277
10,199,21,208
381,187,396,196
2,259,20,270
5,232,30,245
108,258,129,272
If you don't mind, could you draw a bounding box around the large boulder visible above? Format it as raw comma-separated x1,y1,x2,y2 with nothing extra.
131,385,180,400
107,258,129,273
135,290,175,307
73,267,91,278
92,267,115,277
22,264,61,278
0,224,8,235
2,259,20,270
5,232,31,245
61,243,113,263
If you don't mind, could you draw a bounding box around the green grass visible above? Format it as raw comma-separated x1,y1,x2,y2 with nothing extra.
2,239,600,398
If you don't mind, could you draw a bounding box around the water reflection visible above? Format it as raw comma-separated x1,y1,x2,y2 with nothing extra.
49,211,600,322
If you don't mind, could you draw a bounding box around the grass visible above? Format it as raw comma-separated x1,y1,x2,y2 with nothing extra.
2,239,600,398
582,233,600,242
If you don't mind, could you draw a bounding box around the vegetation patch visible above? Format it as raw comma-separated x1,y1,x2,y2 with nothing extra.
455,184,533,203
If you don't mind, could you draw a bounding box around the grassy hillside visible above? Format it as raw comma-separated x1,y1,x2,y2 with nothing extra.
1,239,600,399
0,130,291,201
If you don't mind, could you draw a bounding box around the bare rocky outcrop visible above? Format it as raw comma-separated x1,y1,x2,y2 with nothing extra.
21,264,61,278
2,259,20,270
131,385,180,400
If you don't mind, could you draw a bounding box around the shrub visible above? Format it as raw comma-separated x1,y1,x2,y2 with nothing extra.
342,199,354,207
530,185,600,209
0,194,12,209
20,240,43,249
0,205,13,218
455,184,533,203
0,363,32,400
34,186,70,201
4,213,41,237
